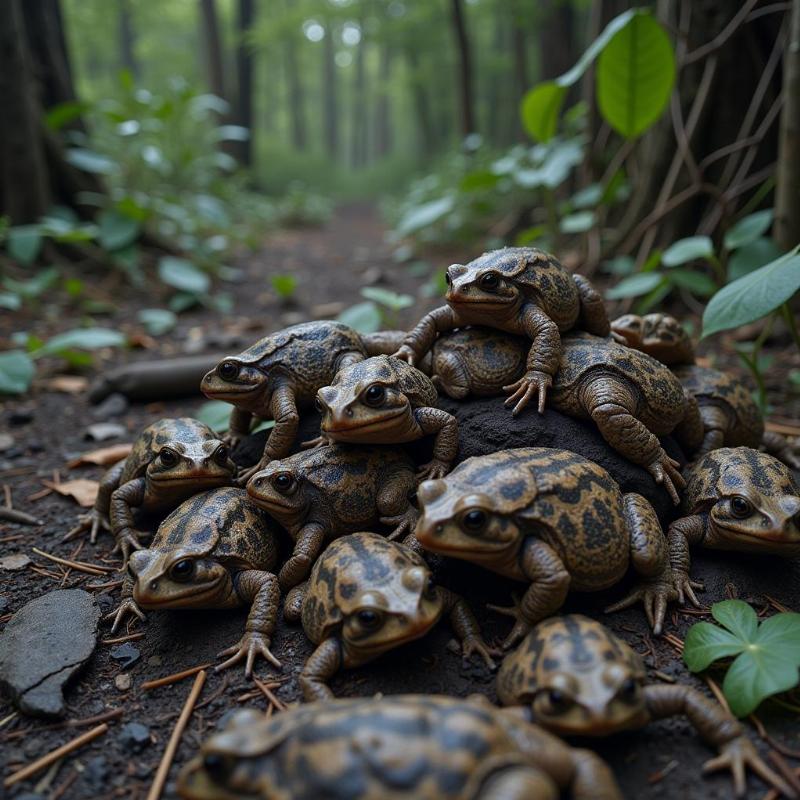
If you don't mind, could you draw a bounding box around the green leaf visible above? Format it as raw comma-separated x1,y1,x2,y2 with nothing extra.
702,247,800,338
570,184,603,209
0,350,36,395
662,236,714,266
515,225,547,247
98,209,140,251
0,292,21,310
668,269,717,297
3,267,60,299
754,613,800,661
195,400,232,433
45,101,89,130
727,237,782,282
459,170,501,192
66,148,116,175
559,211,595,234
360,287,414,311
337,301,382,334
520,82,567,143
395,197,455,237
723,645,800,718
271,275,297,299
7,226,43,265
158,256,210,294
724,210,774,251
37,327,127,356
138,308,177,336
712,600,759,642
605,272,666,299
604,255,635,276
683,622,745,672
597,12,676,138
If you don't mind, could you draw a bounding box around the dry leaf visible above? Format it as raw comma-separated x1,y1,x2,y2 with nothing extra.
68,443,133,469
44,375,89,394
0,553,31,570
43,479,99,508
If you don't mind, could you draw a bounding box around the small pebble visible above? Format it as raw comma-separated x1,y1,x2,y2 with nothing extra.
0,433,14,451
85,423,127,441
110,642,141,669
147,654,163,667
115,673,132,691
91,393,129,419
119,722,151,753
80,756,108,792
8,409,33,426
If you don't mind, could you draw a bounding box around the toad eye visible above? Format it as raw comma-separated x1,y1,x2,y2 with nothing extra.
272,473,295,493
545,688,573,713
170,559,195,582
730,496,753,518
425,575,438,599
479,272,500,291
619,677,639,702
461,508,487,533
203,752,233,783
218,361,240,382
315,395,325,413
363,385,386,407
215,445,229,464
355,609,383,630
159,448,179,467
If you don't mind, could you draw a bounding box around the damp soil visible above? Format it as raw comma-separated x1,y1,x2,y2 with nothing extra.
1,205,799,800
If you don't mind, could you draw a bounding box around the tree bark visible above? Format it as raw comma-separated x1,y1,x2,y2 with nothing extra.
235,0,255,166
373,45,392,158
538,0,575,81
775,0,800,250
199,0,226,100
449,0,476,137
118,0,139,78
323,21,339,159
405,46,435,158
284,4,307,150
351,27,367,168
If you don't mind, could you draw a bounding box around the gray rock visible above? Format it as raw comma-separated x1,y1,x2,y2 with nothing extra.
110,642,141,669
0,589,100,717
119,722,151,752
85,422,127,441
91,392,129,419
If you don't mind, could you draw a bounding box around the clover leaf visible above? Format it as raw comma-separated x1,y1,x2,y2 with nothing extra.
683,600,800,717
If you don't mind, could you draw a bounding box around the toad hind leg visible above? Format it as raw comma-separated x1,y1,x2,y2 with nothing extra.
377,470,417,539
299,638,342,702
666,514,707,606
278,523,325,591
581,375,684,504
414,406,459,480
605,493,678,634
697,404,729,456
572,274,611,337
109,477,148,565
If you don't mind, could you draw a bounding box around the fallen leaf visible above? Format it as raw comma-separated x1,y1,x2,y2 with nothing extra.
0,553,31,570
68,443,133,468
44,375,89,394
43,478,99,508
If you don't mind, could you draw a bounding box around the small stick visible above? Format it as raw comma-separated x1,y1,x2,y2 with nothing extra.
764,594,793,614
767,751,800,796
0,466,36,478
0,711,18,729
141,663,213,692
31,548,112,576
26,487,53,502
29,566,63,580
101,632,146,645
662,633,685,653
3,484,12,508
0,534,25,543
85,579,123,591
3,723,108,787
50,770,78,800
253,677,287,712
705,676,731,715
146,670,206,800
0,708,124,743
0,507,42,526
750,714,800,759
653,670,676,683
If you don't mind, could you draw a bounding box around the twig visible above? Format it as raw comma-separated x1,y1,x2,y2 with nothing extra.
705,676,731,715
684,0,760,64
0,711,18,729
662,632,685,653
253,677,288,712
0,534,25,543
750,714,800,759
767,751,800,796
101,632,146,645
3,723,108,788
3,484,12,508
141,663,213,692
0,507,42,526
146,670,206,800
50,769,78,800
31,548,112,576
1,708,124,743
26,487,53,502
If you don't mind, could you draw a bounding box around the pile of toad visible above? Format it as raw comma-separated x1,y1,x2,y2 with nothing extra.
70,247,800,799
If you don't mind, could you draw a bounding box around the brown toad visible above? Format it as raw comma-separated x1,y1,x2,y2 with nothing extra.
246,445,418,591
415,447,678,647
496,615,790,798
66,417,235,564
393,247,612,415
109,487,283,675
668,447,800,605
284,532,496,701
177,695,623,800
201,321,400,483
315,355,458,480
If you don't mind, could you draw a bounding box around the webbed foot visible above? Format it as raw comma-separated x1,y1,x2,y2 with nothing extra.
503,371,552,416
703,737,797,799
216,631,281,677
416,459,450,482
392,345,418,366
460,635,501,669
113,529,146,567
487,594,533,649
381,507,419,540
105,598,146,633
64,509,110,544
645,451,685,505
605,576,678,635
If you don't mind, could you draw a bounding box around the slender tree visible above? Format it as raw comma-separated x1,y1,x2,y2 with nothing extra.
199,0,226,101
235,0,255,166
351,24,367,168
373,45,393,159
449,0,476,137
118,0,139,78
322,20,339,159
284,5,307,150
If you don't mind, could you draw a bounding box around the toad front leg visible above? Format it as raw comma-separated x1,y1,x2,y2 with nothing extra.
106,572,146,632
503,304,559,415
109,478,148,565
665,514,707,606
414,407,459,481
581,375,685,504
226,407,253,449
64,461,124,543
643,685,794,798
488,538,570,649
216,570,282,676
377,468,418,540
394,306,457,366
439,587,499,668
299,638,341,702
278,523,326,591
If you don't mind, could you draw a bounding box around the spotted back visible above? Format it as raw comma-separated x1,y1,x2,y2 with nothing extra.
329,355,437,408
234,321,364,366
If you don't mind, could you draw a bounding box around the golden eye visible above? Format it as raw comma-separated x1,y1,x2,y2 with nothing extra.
730,496,753,518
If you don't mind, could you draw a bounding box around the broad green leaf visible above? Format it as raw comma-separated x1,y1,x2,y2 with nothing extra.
702,247,800,338
45,100,89,130
570,184,603,209
66,148,116,175
337,301,382,334
0,350,36,395
520,82,566,143
597,13,676,138
213,125,250,142
3,267,60,299
271,275,297,299
7,226,43,264
158,256,210,294
753,613,800,661
723,646,800,717
395,197,455,237
683,621,745,672
634,280,673,314
0,292,21,310
712,600,759,642
668,269,717,297
724,210,774,251
662,236,714,266
515,141,584,189
195,400,232,433
727,237,782,282
459,170,501,192
515,225,547,247
98,209,140,251
169,292,201,313
605,272,665,299
560,211,595,234
138,308,177,336
640,249,663,273
37,327,127,355
361,287,414,311
604,255,635,276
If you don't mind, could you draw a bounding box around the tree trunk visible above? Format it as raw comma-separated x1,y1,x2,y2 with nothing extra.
323,21,339,159
118,0,139,78
199,0,226,100
537,0,575,81
235,0,255,166
351,28,367,168
404,46,435,158
449,0,476,137
775,0,800,251
373,45,392,159
284,8,307,150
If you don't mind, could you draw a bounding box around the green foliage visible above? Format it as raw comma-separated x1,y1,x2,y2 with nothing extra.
271,275,298,300
337,301,383,334
196,400,274,435
0,351,37,395
158,256,210,295
683,600,800,717
723,209,773,250
7,226,43,265
661,236,714,266
138,308,177,336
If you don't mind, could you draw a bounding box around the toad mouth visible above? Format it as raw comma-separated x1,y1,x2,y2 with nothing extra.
323,408,407,434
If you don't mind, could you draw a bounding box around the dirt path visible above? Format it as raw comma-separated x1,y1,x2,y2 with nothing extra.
1,207,798,799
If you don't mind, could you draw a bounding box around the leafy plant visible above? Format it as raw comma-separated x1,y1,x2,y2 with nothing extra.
683,600,800,717
338,287,414,333
195,400,274,435
137,308,177,336
271,274,298,301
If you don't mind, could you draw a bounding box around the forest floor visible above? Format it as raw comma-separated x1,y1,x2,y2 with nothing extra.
1,205,799,800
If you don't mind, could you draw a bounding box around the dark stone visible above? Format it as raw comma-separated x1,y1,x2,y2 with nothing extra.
7,409,33,426
79,756,108,792
119,722,151,753
0,589,100,718
0,596,8,611
91,392,129,419
110,642,141,669
235,398,682,524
